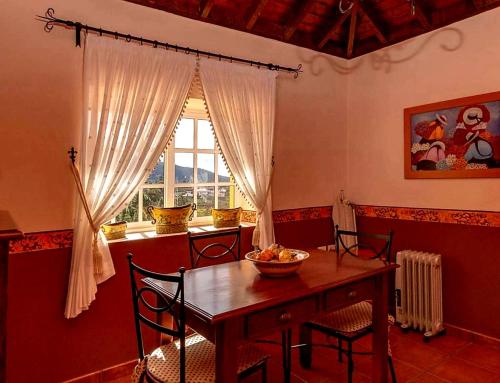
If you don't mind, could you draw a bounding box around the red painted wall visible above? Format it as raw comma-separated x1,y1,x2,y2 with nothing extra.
356,216,500,339
6,220,333,382
7,234,186,383
7,214,499,382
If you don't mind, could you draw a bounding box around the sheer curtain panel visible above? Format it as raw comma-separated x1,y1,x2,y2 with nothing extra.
199,59,277,250
65,34,196,318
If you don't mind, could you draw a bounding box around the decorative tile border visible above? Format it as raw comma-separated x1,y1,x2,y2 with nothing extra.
355,205,500,228
16,205,499,253
272,206,333,223
9,229,73,254
241,206,333,224
9,206,334,254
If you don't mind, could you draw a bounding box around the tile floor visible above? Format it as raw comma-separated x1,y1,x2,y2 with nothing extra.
110,327,500,383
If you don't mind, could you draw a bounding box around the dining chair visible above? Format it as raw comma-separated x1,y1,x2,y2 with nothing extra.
187,226,241,269
187,226,294,382
127,254,270,383
299,226,397,383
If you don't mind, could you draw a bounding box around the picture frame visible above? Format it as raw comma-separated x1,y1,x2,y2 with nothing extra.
404,91,500,179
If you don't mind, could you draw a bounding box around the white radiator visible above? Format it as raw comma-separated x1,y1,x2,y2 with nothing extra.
395,250,445,339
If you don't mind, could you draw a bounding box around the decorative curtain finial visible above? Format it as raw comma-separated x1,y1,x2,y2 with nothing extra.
68,147,78,163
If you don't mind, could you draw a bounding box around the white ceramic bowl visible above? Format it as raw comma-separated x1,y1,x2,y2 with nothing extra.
245,249,310,277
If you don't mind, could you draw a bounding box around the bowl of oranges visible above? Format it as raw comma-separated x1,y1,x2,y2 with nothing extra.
245,244,310,277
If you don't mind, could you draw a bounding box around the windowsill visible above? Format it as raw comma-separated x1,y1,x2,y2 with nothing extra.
106,221,256,244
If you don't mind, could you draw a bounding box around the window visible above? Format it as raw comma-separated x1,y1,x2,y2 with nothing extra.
115,100,240,228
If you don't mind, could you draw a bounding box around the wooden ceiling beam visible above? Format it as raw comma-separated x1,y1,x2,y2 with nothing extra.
124,0,500,59
246,0,269,30
357,2,387,44
470,0,494,10
318,8,352,49
200,0,215,18
284,0,316,41
414,4,432,29
347,3,359,58
468,0,480,10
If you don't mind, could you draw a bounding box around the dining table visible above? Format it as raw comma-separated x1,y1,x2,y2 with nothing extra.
143,248,397,383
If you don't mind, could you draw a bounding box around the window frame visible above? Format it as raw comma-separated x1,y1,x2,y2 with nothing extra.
119,106,240,231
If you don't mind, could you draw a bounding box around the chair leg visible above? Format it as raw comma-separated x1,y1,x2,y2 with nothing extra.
388,355,397,383
338,338,343,363
347,341,353,383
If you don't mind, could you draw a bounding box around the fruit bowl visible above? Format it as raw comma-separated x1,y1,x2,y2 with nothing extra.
245,249,310,277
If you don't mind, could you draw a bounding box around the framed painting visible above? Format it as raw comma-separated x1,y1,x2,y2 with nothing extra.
404,91,500,178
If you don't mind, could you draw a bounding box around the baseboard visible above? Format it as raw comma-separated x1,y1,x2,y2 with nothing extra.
63,359,136,383
444,323,500,347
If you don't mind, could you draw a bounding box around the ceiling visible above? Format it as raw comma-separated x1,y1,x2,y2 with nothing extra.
124,0,500,59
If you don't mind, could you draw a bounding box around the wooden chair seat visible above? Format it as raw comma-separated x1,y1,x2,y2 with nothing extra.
308,301,395,354
144,334,270,383
310,301,373,336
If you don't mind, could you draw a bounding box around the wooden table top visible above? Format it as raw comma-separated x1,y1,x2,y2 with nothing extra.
144,249,397,323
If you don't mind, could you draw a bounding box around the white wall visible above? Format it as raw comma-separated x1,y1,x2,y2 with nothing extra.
5,0,496,234
345,8,500,211
0,0,348,232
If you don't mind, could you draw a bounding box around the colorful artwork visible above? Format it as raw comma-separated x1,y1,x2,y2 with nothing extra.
404,92,500,178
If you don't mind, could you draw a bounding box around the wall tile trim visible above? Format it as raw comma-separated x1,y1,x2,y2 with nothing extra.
10,205,500,254
9,206,334,254
12,205,500,254
9,230,73,255
355,205,500,227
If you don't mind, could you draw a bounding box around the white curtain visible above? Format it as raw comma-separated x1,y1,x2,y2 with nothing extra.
65,34,196,318
199,59,277,250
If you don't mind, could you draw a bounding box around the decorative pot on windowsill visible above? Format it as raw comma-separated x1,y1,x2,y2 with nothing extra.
147,204,197,234
211,207,242,228
101,221,127,240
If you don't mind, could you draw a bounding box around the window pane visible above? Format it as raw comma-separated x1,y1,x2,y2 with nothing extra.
197,120,215,149
218,154,230,182
218,186,235,209
142,188,164,221
175,153,194,183
197,153,215,183
145,153,165,184
174,187,194,207
197,186,215,217
115,193,139,223
175,118,194,149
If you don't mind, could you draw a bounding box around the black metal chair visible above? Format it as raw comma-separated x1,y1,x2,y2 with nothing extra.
127,254,269,383
299,226,397,383
187,226,241,269
187,227,295,382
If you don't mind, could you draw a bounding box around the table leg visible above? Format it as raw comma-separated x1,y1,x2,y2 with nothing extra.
372,273,389,383
282,329,292,383
215,319,238,383
299,324,312,369
156,298,173,345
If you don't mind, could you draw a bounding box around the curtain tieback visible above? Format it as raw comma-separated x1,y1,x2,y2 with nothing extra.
70,161,103,276
252,211,262,250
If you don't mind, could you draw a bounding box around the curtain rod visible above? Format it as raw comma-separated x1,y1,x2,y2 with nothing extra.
36,8,303,78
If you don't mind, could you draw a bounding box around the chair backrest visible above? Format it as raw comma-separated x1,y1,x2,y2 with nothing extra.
335,225,394,262
127,254,187,381
187,226,241,268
